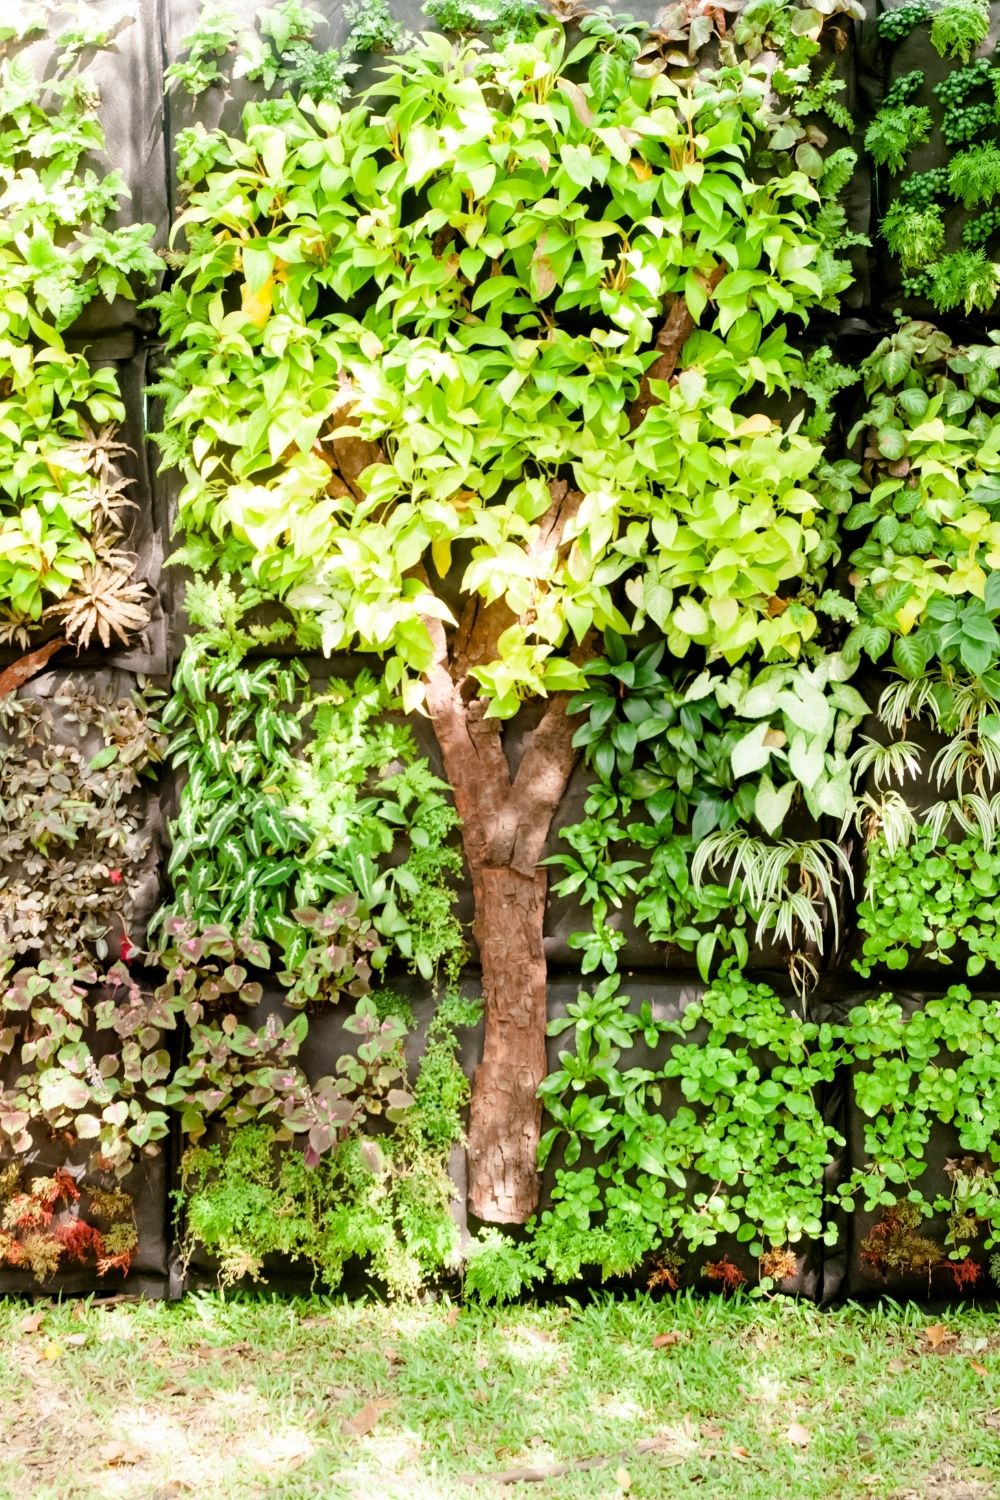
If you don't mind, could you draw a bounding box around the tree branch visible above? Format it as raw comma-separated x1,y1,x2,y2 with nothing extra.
420,484,590,871
329,373,385,501
484,691,581,873
421,606,509,865
0,637,68,698
628,265,724,430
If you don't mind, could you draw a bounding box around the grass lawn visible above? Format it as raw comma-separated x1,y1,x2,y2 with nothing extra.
1,1292,999,1500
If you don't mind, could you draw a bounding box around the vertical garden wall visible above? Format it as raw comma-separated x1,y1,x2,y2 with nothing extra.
5,0,1000,1304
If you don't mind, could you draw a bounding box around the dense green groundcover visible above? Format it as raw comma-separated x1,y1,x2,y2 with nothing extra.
8,0,1000,1303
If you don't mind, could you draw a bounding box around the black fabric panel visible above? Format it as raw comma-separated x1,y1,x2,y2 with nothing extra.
0,1148,169,1294
107,346,171,677
179,975,829,1297
0,667,166,956
823,11,875,310
174,972,480,1287
821,988,986,1301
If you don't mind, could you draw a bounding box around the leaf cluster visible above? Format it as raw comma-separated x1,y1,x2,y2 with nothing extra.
524,969,844,1285
0,1163,137,1282
551,635,866,982
151,23,860,716
0,38,157,634
159,619,464,984
0,678,164,966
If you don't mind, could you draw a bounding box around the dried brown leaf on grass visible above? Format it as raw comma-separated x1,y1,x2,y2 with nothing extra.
342,1398,395,1436
922,1324,959,1354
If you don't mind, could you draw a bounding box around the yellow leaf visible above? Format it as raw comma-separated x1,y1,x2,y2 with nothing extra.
952,556,986,597
629,156,652,181
953,506,990,538
894,598,922,635
241,277,273,328
431,539,452,578
732,413,773,438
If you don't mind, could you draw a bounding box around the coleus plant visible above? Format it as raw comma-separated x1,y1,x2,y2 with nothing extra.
0,1162,138,1281
148,918,317,1145
153,6,863,1221
150,919,414,1165
0,677,165,967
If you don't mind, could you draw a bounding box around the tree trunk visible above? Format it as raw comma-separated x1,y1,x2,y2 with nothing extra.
466,864,549,1223
336,296,721,1219
411,280,719,1221
422,588,580,1223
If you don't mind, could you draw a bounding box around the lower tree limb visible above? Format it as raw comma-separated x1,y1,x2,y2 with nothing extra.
0,638,67,698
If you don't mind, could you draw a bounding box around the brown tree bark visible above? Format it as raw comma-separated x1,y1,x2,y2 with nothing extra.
0,637,67,698
467,864,549,1222
628,264,724,428
420,510,582,1223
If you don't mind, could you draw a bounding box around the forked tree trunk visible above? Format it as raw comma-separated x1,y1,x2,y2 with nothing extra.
331,281,713,1222
416,281,713,1221
423,615,580,1222
421,517,582,1221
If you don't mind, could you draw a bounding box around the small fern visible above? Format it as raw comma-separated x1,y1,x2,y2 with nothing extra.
796,63,854,131
865,105,933,173
464,1229,543,1305
928,250,1000,312
930,0,990,62
799,346,858,439
881,200,946,270
820,146,860,199
948,143,1000,208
